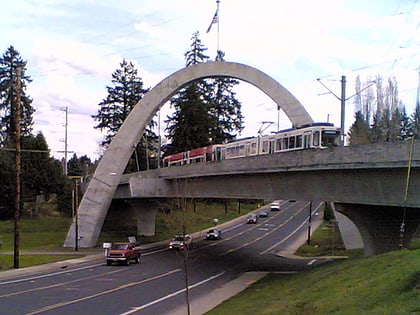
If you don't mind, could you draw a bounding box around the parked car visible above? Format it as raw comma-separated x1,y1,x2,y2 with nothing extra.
259,211,268,218
168,235,191,250
270,202,280,211
246,214,258,224
206,229,222,240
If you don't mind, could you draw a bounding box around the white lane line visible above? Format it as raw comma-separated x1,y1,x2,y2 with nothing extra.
119,271,226,315
25,269,182,315
259,203,323,255
0,262,105,285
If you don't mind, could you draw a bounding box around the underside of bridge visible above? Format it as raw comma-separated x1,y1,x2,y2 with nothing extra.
101,198,420,256
334,203,420,255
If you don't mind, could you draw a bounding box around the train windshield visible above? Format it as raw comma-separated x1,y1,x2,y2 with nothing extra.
321,130,340,146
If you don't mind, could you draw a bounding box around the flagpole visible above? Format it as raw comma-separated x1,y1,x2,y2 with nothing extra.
216,0,220,52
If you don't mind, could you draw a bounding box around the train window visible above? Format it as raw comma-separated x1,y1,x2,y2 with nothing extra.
239,145,245,156
282,138,288,149
296,135,303,148
276,139,282,151
313,131,320,146
262,141,269,153
289,136,295,148
250,142,257,154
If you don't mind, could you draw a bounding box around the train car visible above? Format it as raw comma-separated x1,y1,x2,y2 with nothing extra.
162,123,340,167
269,122,340,154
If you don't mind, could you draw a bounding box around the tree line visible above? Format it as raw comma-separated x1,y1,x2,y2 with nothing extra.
1,32,418,219
0,32,243,219
348,75,420,145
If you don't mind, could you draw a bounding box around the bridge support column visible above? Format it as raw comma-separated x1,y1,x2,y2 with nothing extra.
126,200,159,236
334,203,420,256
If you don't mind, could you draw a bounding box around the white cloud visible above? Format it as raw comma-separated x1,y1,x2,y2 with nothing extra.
2,0,419,160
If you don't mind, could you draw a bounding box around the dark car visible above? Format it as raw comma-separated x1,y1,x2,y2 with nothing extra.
206,229,222,240
246,214,258,224
259,211,268,218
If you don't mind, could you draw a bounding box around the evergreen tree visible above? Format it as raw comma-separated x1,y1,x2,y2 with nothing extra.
0,46,34,144
399,106,411,140
67,153,84,177
165,31,211,154
347,111,371,145
0,148,15,218
166,85,213,153
92,59,151,146
409,102,420,138
165,33,244,153
207,50,244,144
92,59,157,171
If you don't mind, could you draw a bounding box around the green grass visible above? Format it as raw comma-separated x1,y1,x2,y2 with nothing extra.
206,249,420,315
0,215,81,270
295,221,363,258
0,255,77,270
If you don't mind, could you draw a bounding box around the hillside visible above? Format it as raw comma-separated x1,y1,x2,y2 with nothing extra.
207,249,420,314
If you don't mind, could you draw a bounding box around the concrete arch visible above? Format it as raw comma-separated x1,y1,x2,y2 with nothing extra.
64,61,314,247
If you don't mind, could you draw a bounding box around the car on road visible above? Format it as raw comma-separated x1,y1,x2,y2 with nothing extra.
246,214,258,224
258,211,268,218
106,242,141,266
168,235,191,250
270,202,280,211
205,229,222,240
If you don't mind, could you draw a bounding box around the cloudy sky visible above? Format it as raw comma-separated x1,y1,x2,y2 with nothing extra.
1,0,419,160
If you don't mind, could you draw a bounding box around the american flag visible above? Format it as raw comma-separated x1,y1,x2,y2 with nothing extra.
206,10,219,33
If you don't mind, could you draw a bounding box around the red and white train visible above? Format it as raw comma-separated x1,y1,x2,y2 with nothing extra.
163,122,341,167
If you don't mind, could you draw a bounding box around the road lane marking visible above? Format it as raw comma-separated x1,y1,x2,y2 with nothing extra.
118,271,226,315
24,268,182,315
0,262,105,286
0,269,125,298
259,202,323,255
220,203,309,256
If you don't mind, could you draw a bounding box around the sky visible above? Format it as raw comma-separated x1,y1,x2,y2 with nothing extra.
1,0,419,160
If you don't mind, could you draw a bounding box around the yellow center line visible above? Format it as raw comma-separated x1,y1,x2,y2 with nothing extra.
25,268,182,315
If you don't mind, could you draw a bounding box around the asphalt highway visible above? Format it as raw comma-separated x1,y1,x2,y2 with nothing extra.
0,200,330,315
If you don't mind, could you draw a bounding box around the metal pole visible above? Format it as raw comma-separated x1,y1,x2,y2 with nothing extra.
307,201,312,245
14,67,22,269
74,178,79,251
340,76,346,146
216,0,220,52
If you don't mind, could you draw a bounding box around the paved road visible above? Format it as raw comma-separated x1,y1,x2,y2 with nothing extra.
0,200,343,315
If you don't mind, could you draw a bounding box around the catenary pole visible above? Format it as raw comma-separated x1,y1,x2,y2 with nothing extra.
340,76,346,146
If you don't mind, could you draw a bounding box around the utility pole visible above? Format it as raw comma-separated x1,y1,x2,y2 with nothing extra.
317,76,376,146
14,67,22,269
63,106,68,175
317,76,346,146
340,76,346,146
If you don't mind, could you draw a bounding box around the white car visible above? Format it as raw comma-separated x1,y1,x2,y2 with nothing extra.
168,235,191,250
270,202,280,211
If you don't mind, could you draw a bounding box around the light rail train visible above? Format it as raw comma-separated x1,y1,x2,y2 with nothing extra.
163,122,340,167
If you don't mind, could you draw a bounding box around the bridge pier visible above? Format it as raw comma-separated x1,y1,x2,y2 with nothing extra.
126,200,159,236
334,203,420,256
